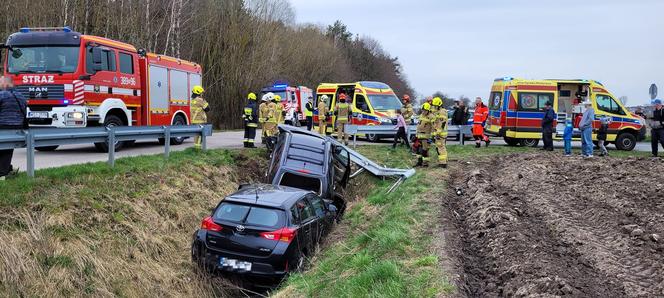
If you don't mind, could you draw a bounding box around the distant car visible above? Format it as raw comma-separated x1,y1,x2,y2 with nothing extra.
266,125,351,215
191,184,338,278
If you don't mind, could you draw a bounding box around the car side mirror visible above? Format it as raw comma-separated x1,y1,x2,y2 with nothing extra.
11,48,22,59
92,47,103,64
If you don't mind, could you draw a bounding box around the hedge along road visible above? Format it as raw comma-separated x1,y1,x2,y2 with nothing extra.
9,129,653,171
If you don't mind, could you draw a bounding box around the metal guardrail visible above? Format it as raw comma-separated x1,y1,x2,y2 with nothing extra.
344,124,473,148
0,125,213,177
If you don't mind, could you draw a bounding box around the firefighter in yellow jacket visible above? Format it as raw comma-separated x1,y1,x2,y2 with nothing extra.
274,95,285,124
259,93,271,143
431,97,449,168
317,95,330,135
190,85,209,149
335,93,352,145
415,102,434,167
401,94,414,124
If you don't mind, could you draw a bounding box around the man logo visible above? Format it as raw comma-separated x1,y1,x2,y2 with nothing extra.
236,225,245,232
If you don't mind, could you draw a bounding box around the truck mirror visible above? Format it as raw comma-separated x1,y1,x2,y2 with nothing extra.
11,48,22,59
91,47,103,65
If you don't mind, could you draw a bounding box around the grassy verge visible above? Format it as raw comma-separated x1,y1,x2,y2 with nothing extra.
0,148,265,297
277,145,539,297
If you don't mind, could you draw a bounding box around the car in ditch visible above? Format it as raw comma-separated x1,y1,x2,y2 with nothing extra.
266,125,352,215
191,184,338,278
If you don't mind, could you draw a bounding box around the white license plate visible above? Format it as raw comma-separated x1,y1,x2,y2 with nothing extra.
28,111,49,119
219,257,252,271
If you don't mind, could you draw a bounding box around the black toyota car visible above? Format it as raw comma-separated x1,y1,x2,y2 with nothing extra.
191,184,337,279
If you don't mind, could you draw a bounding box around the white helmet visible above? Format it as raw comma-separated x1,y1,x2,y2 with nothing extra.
261,92,274,102
320,95,329,102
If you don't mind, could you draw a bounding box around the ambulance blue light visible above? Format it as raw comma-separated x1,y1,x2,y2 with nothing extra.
63,27,72,33
19,28,30,33
273,84,288,88
503,77,513,81
63,100,70,104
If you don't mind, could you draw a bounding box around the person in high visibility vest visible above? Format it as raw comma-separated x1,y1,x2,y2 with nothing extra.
415,102,434,167
401,94,414,124
274,95,285,125
318,95,329,135
431,97,449,168
243,92,259,148
265,96,278,137
305,96,314,131
259,93,271,144
335,93,352,145
472,97,490,148
190,85,209,149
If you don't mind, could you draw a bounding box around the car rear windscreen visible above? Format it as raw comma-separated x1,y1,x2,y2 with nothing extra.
214,202,284,228
280,172,322,194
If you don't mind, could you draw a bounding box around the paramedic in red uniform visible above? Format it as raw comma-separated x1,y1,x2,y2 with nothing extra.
472,97,490,148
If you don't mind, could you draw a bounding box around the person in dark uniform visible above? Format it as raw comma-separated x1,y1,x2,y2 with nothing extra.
649,99,664,157
541,101,555,151
0,77,28,180
243,93,259,148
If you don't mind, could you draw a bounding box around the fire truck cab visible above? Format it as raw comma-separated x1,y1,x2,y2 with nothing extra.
260,82,313,127
2,27,202,151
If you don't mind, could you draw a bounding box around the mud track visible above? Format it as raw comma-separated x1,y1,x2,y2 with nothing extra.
442,153,664,297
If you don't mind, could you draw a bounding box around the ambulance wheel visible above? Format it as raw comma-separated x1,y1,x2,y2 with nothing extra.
35,146,59,151
366,133,380,142
94,115,125,152
504,137,519,146
520,139,539,147
615,133,636,151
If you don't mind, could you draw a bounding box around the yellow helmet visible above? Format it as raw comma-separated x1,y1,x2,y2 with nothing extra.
274,95,281,102
192,85,204,95
248,92,257,100
432,97,443,107
422,102,432,111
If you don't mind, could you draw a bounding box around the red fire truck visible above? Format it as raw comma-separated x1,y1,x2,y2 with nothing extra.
1,27,202,151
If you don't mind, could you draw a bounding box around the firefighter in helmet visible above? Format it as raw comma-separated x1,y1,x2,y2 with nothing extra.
415,102,434,167
259,93,271,144
335,93,352,145
274,95,285,125
431,97,449,168
190,85,209,149
401,94,414,124
318,95,330,135
243,92,259,148
264,94,278,146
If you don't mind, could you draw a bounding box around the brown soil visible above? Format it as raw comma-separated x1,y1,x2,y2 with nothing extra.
442,153,664,297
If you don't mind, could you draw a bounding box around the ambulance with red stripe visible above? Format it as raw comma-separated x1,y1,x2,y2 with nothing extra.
2,27,202,151
315,81,402,141
485,77,645,151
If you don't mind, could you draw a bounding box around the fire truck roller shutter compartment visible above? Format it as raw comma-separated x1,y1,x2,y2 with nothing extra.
149,65,169,119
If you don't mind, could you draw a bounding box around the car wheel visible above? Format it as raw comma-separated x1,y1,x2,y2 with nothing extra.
520,138,539,147
35,145,59,151
94,115,125,152
615,133,636,151
504,137,519,146
289,250,306,273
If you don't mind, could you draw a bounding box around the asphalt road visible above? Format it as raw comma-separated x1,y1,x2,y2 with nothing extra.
9,130,655,171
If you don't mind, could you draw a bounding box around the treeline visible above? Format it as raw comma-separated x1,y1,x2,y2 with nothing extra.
0,0,413,129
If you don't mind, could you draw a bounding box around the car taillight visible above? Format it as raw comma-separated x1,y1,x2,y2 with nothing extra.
260,227,297,243
201,216,222,232
296,169,311,174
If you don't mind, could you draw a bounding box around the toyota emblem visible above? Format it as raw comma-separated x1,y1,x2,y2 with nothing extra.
236,225,245,232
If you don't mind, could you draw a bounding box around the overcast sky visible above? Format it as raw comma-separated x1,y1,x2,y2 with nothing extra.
290,0,664,106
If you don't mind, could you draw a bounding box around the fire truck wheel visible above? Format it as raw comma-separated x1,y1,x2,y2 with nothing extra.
94,115,125,152
519,138,539,147
615,132,636,151
170,115,187,145
35,146,60,151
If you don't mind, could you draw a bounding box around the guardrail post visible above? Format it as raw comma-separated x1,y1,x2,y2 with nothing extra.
460,128,464,145
201,125,208,151
163,126,171,159
353,134,357,149
107,127,116,168
26,130,35,178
